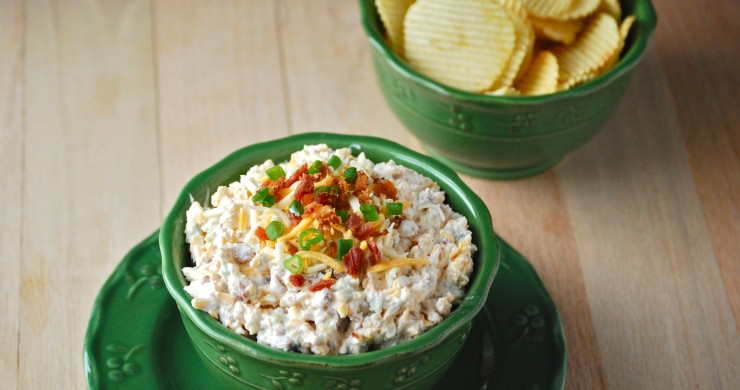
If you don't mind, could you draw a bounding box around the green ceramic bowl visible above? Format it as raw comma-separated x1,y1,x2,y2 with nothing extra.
160,133,500,389
359,0,657,179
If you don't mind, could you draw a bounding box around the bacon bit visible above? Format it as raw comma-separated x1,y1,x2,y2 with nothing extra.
316,191,339,206
255,226,268,242
285,164,308,187
304,202,341,233
372,179,398,199
352,172,371,203
336,177,351,209
288,212,302,226
352,332,360,339
367,241,382,265
343,246,367,278
346,212,363,231
289,274,305,287
286,242,299,255
309,278,336,292
294,174,315,204
346,212,375,240
354,223,375,240
326,240,338,258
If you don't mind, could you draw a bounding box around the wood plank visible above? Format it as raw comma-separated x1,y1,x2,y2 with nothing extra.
463,171,609,390
153,0,289,209
652,0,740,330
558,49,740,388
22,0,159,388
0,1,23,388
275,0,405,139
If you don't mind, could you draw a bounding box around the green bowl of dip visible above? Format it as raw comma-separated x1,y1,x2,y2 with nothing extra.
160,133,499,389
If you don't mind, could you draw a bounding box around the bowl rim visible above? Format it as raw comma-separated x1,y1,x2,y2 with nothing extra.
160,132,500,368
358,0,657,105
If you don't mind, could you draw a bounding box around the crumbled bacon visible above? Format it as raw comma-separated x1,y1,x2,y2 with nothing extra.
326,240,338,258
309,278,336,292
316,191,339,206
372,179,397,199
288,212,302,226
255,226,268,242
304,202,341,233
352,172,371,203
286,242,299,255
343,246,367,278
265,177,285,198
351,332,360,339
285,164,308,187
336,177,351,209
289,274,305,287
294,174,315,204
346,212,375,240
367,241,382,265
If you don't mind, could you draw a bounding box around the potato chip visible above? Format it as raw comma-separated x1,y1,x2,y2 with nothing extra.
486,86,521,96
558,70,597,90
521,0,573,19
375,0,416,55
531,16,584,44
598,0,621,21
516,50,559,96
555,0,601,21
490,4,536,90
554,12,620,84
600,15,635,71
404,0,516,92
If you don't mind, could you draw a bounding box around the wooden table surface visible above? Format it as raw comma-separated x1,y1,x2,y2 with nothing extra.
1,1,738,389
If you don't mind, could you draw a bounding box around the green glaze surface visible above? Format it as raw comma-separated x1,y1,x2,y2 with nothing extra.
159,133,499,389
84,232,566,389
359,0,657,179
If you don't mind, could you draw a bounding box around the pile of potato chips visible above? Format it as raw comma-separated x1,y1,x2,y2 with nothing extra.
376,0,635,96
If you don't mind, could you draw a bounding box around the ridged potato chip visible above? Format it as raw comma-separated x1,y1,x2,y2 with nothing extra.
384,0,636,96
601,15,636,71
375,0,416,55
555,0,601,21
490,3,536,90
598,0,622,21
404,0,516,92
554,13,620,84
531,16,584,44
516,50,559,95
558,70,597,90
521,0,573,19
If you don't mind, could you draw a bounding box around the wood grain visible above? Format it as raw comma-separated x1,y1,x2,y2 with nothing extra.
464,171,609,390
21,0,159,388
558,49,740,388
153,0,289,210
275,0,405,139
0,1,23,389
652,0,740,331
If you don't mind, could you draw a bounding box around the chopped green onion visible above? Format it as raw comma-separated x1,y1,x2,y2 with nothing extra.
315,184,340,195
283,254,304,274
386,202,403,215
298,228,324,250
252,187,270,203
265,220,285,241
289,200,304,216
360,203,379,222
266,166,286,181
261,195,276,208
337,239,354,260
336,209,348,223
308,160,323,174
343,167,357,184
328,155,342,170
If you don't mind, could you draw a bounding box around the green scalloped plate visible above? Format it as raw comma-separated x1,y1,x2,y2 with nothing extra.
84,231,566,389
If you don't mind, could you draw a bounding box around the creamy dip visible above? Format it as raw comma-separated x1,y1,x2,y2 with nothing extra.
183,144,475,355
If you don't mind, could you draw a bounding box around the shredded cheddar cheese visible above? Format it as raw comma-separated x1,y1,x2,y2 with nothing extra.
368,258,429,273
